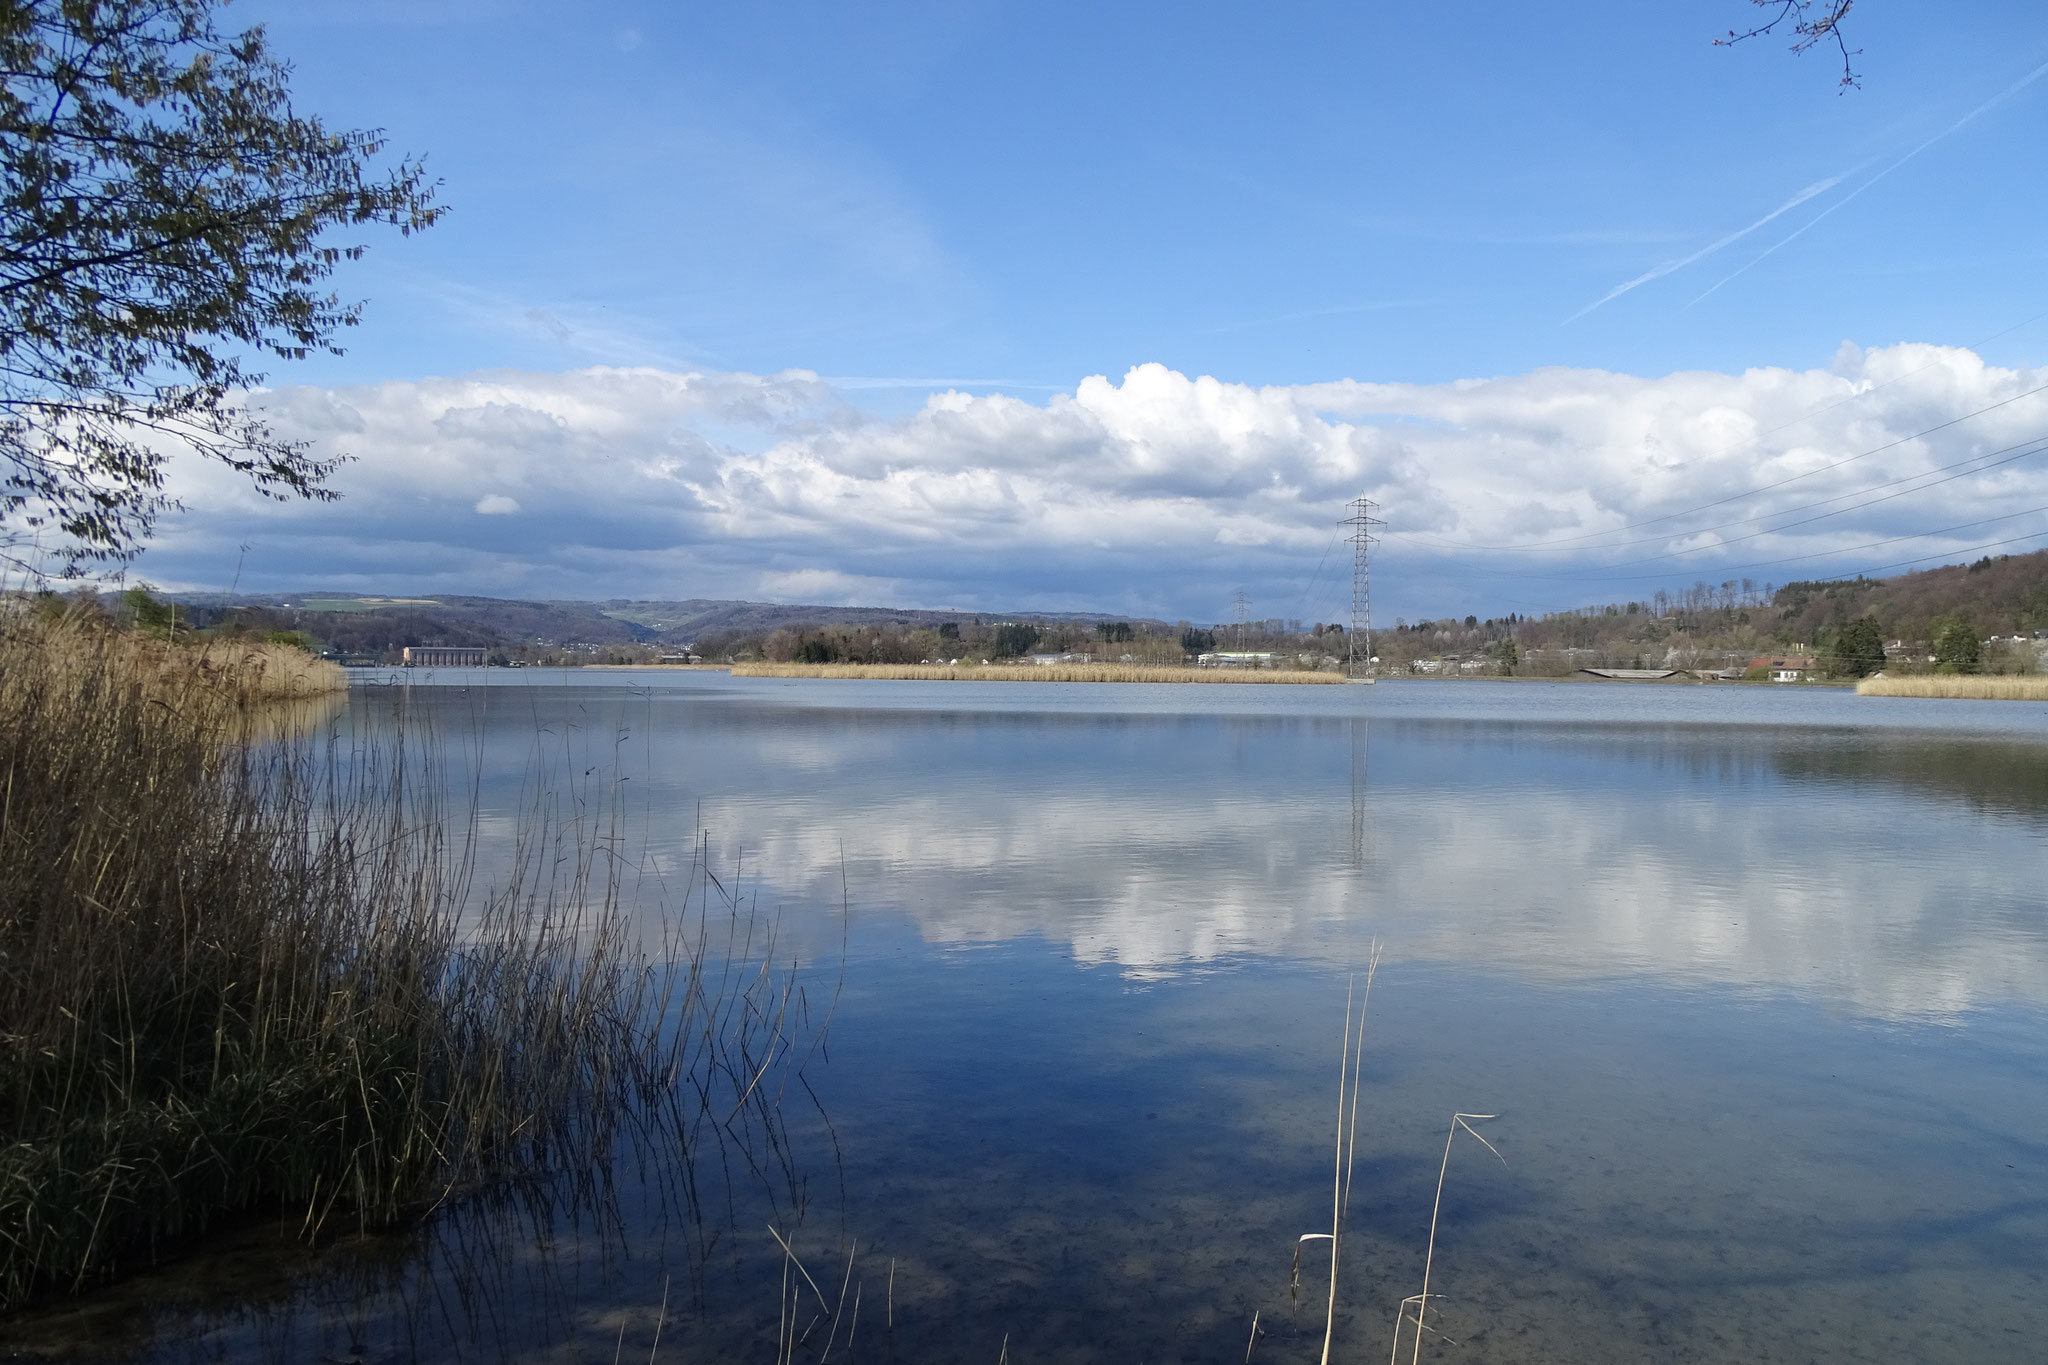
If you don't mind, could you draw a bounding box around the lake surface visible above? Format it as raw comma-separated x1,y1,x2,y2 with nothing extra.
13,675,2048,1363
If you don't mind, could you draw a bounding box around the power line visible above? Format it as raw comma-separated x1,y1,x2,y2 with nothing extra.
1392,431,2048,581
1384,484,2048,587
1548,434,2048,573
1685,502,2048,574
1380,521,2048,623
1790,528,2048,583
1565,305,2048,494
1388,376,2048,554
1291,525,1347,623
1405,427,2048,559
1510,524,2048,587
1383,426,2048,581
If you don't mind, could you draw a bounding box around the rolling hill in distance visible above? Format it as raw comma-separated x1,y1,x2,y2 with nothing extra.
159,592,1161,660
159,549,2048,668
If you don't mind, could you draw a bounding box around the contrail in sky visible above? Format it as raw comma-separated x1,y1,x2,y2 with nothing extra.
1564,174,1848,323
1691,53,2048,305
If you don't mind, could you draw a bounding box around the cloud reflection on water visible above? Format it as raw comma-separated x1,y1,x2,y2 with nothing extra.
401,687,2048,1022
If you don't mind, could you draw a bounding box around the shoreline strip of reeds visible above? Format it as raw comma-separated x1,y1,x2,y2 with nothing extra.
0,606,348,702
0,613,816,1313
730,662,1346,684
1856,675,2048,700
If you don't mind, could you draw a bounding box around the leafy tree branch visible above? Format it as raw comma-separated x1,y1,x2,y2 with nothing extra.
0,0,441,573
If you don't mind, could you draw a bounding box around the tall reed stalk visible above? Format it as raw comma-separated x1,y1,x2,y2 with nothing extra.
0,612,820,1312
1388,1113,1502,1365
1290,946,1380,1365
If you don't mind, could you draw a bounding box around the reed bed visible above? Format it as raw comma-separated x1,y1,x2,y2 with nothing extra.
190,637,348,700
0,614,820,1312
1857,674,2048,701
731,662,1345,684
6,609,347,703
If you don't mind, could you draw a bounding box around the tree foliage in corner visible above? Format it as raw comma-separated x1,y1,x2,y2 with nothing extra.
0,0,439,572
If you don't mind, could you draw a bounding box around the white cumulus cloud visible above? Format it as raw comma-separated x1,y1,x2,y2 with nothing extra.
134,345,2048,619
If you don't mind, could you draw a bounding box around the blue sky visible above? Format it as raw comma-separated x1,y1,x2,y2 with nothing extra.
133,0,2048,622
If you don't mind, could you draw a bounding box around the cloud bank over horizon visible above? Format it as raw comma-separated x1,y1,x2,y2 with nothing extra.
138,342,2048,622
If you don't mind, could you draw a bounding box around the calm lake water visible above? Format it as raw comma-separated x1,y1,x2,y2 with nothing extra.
12,674,2048,1363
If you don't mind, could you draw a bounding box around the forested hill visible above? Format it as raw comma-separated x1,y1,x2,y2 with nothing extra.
143,550,2047,668
154,592,1159,663
1770,549,2048,642
1383,548,2048,675
597,598,1143,639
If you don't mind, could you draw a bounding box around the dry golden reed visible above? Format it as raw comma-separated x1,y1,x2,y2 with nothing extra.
190,637,347,699
1856,675,2048,701
731,662,1345,684
0,612,815,1311
12,609,346,704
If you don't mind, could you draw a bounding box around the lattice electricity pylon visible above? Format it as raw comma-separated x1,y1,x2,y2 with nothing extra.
1344,495,1385,678
1232,588,1251,646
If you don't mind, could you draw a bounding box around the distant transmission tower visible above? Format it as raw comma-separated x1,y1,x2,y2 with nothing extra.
1232,588,1251,647
1344,495,1384,680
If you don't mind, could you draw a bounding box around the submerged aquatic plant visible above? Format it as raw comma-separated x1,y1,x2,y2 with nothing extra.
1290,944,1381,1365
766,1225,872,1365
1280,955,1508,1365
1388,1112,1504,1365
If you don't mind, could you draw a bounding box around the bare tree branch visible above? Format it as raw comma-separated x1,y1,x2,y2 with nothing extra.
1716,0,1861,90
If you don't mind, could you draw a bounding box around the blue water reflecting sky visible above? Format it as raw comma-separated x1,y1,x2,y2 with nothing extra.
54,674,2044,1363
367,673,2048,1020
